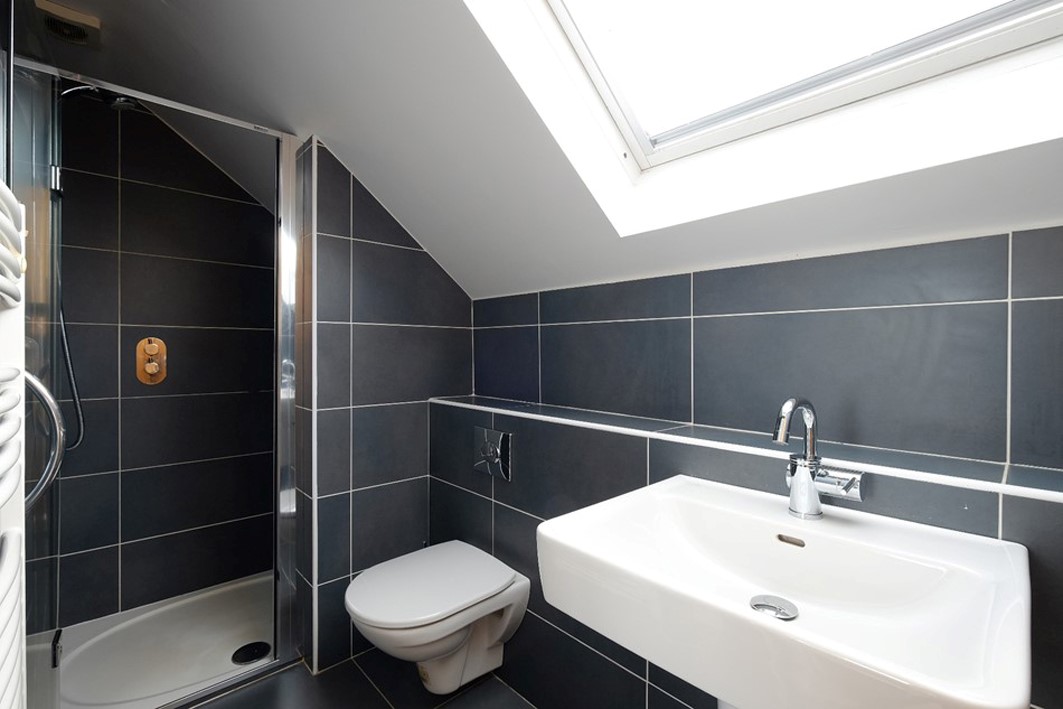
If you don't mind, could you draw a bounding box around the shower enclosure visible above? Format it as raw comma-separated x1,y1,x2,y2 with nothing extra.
13,63,299,709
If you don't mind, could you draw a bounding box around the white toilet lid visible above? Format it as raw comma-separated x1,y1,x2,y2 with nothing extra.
345,541,517,629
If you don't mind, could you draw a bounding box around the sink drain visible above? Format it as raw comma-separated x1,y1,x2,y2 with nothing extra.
750,595,799,621
232,641,271,665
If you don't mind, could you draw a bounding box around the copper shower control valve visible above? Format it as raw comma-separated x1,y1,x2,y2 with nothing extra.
136,337,167,385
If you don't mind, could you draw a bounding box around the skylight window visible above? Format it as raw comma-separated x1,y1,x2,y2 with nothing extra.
549,0,1063,167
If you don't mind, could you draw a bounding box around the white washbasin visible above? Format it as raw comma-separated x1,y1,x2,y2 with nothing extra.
537,475,1030,709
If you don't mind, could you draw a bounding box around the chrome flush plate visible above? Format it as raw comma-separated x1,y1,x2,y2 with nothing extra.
473,427,511,481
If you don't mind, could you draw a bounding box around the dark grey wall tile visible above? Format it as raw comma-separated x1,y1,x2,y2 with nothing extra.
316,147,351,237
121,254,273,328
493,504,644,675
317,235,351,322
61,171,118,250
694,304,1007,460
428,479,491,554
474,327,538,403
121,111,251,201
319,493,351,583
474,294,538,327
317,324,352,409
1008,466,1063,492
1013,226,1063,298
318,408,352,496
122,392,273,468
121,514,272,609
649,665,718,709
694,235,1007,315
493,415,645,519
59,473,119,554
649,687,689,709
121,454,273,540
296,407,313,494
59,399,119,477
1002,496,1063,708
26,558,57,635
350,325,471,405
296,575,312,659
649,439,784,495
351,176,420,249
541,320,691,421
541,274,690,323
496,613,645,709
350,241,470,327
61,95,118,176
62,247,118,323
60,324,118,400
352,403,427,489
317,578,353,670
121,181,274,266
25,482,57,559
817,440,1004,482
429,403,493,496
297,491,313,580
1012,300,1063,468
59,547,119,626
119,326,273,397
351,478,427,571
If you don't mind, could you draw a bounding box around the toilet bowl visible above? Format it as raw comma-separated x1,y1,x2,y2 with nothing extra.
345,540,530,694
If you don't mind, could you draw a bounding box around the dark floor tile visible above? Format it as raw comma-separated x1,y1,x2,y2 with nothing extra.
319,493,351,583
497,613,645,709
121,454,273,540
1013,226,1063,298
121,254,274,329
317,235,351,322
352,403,428,489
121,110,252,201
493,415,645,519
429,404,493,497
694,235,1006,315
351,241,470,326
121,392,273,469
317,577,353,670
474,327,538,403
317,323,352,409
59,399,119,477
649,665,718,709
61,171,118,250
1002,496,1063,708
351,176,420,249
59,546,118,626
59,324,118,400
61,94,118,176
474,294,538,327
493,504,645,675
121,515,272,609
121,181,273,266
59,472,118,554
440,676,533,708
1012,300,1063,468
119,326,273,398
355,648,472,708
200,661,388,709
26,558,57,635
351,325,471,405
318,408,352,496
694,303,1007,461
541,275,690,323
541,319,690,421
317,146,351,238
61,247,118,323
429,479,492,554
351,478,427,572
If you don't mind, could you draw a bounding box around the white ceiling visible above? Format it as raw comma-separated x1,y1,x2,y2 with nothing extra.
20,0,1063,298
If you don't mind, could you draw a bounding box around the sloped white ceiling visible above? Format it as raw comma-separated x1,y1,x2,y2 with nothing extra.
21,0,1063,298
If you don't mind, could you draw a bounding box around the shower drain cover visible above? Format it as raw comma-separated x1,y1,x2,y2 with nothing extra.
232,642,272,665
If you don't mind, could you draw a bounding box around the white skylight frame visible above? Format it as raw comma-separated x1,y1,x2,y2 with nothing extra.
547,0,1063,169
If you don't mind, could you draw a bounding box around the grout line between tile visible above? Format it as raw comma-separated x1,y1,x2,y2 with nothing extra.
62,243,275,270
352,656,397,709
61,166,265,206
528,609,645,682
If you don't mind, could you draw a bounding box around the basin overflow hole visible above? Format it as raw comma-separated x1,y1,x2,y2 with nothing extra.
776,534,805,548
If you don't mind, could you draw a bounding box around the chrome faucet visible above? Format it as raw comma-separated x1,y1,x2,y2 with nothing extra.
772,398,823,519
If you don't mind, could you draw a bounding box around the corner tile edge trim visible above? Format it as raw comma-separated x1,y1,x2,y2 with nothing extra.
429,397,1063,505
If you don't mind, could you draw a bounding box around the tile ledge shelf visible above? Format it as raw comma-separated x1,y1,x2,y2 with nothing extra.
430,396,1063,505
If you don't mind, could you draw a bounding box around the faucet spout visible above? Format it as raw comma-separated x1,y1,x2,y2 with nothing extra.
772,397,822,520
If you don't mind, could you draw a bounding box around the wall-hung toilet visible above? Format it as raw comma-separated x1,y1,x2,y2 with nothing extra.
345,540,530,694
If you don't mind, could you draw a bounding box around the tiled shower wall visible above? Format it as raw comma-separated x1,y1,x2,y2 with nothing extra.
295,141,471,673
428,228,1063,708
25,92,275,632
